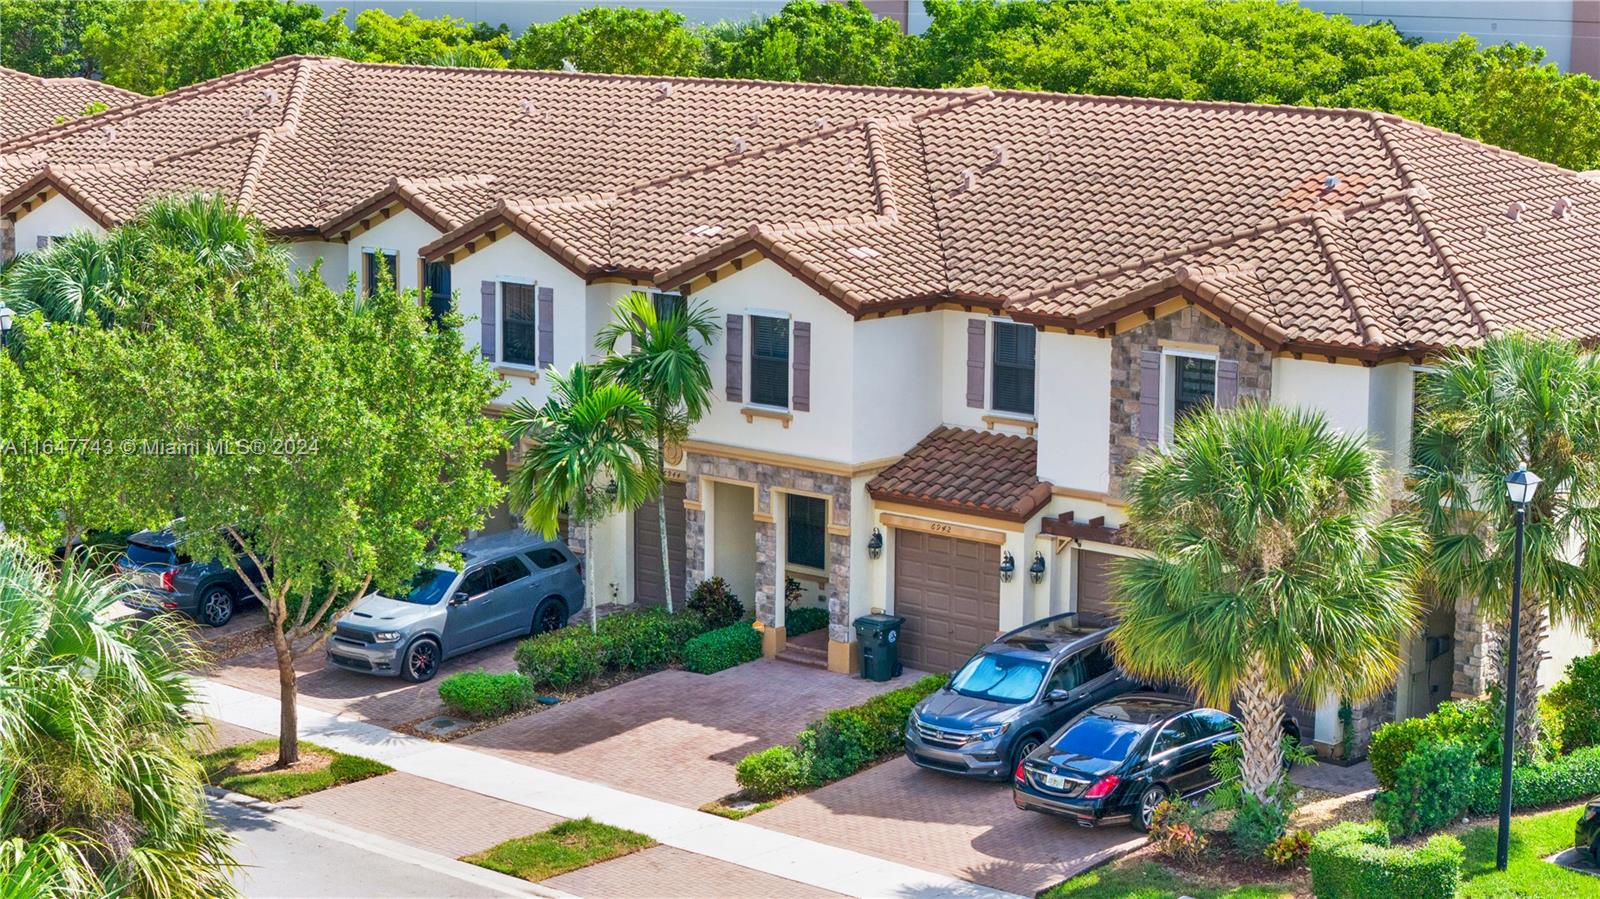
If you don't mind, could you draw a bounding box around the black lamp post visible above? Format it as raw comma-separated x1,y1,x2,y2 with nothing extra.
1497,464,1540,871
0,300,13,347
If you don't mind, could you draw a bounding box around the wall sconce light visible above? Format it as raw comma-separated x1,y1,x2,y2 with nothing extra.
999,551,1015,582
1029,551,1046,584
867,528,883,559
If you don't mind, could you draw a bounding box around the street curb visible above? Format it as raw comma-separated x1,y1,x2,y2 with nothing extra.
205,787,575,898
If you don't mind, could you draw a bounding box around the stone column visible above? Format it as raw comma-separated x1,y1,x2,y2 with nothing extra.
684,505,706,594
1453,592,1496,699
755,519,784,656
826,531,858,674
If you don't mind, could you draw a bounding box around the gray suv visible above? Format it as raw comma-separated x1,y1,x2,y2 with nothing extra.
905,614,1138,780
326,530,582,683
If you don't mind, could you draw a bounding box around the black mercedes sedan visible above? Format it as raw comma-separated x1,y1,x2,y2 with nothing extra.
1012,693,1298,831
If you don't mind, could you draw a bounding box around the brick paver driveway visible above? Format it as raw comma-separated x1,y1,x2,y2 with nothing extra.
753,756,1143,896
461,660,913,808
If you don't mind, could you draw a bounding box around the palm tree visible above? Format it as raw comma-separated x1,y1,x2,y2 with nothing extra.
595,292,720,612
0,538,238,897
0,228,146,325
504,363,658,632
1113,403,1426,805
135,192,282,276
1412,333,1600,753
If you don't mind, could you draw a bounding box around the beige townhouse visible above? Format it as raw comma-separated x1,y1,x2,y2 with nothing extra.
6,55,1600,755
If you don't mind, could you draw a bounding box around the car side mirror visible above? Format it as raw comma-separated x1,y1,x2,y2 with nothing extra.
1045,688,1070,703
449,591,470,606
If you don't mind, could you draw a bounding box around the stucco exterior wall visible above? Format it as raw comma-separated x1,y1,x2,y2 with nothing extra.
345,211,441,296
1035,331,1113,494
285,239,351,291
11,195,103,251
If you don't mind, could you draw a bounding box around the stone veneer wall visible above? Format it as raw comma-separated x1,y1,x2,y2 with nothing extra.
683,451,853,642
1452,591,1498,699
1,219,13,262
1107,306,1273,496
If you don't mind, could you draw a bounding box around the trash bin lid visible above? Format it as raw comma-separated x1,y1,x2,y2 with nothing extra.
852,613,906,630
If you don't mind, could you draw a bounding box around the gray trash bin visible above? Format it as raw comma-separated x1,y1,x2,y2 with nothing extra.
853,613,905,682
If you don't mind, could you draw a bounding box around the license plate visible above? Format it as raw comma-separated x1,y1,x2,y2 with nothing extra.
1044,773,1067,790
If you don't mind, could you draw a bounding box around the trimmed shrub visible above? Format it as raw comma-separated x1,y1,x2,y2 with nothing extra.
514,628,605,690
1308,821,1462,899
683,622,762,674
688,577,744,628
1541,652,1600,754
1369,698,1499,790
596,607,705,669
1374,739,1478,836
735,745,811,799
786,606,828,637
1149,798,1209,863
438,670,535,719
1265,829,1312,868
1466,744,1600,815
798,674,947,783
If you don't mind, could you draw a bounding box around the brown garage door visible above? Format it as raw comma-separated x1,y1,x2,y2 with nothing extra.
893,529,1001,672
1075,550,1119,627
634,480,687,607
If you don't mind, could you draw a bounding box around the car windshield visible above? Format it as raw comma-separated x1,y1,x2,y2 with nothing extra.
394,568,457,606
1052,715,1149,761
949,652,1047,703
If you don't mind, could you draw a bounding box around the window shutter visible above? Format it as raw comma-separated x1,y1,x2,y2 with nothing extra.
1138,349,1162,445
36,235,49,250
725,314,743,403
1215,358,1239,409
480,281,496,362
792,321,811,412
536,286,555,367
966,319,986,408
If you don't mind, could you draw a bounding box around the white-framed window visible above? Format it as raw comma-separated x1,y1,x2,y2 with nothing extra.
499,279,538,367
990,319,1037,416
747,309,791,409
1161,348,1218,445
362,247,398,297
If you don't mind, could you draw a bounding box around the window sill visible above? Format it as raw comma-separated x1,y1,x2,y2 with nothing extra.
495,364,542,382
983,413,1036,435
786,564,829,582
741,406,793,428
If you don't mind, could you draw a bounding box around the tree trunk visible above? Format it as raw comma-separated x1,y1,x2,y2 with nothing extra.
1235,654,1286,801
273,634,299,767
1512,594,1548,754
656,428,673,613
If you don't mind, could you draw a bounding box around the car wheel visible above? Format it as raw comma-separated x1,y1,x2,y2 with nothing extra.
200,587,235,628
533,598,567,635
401,638,441,683
1133,784,1169,833
1009,734,1043,774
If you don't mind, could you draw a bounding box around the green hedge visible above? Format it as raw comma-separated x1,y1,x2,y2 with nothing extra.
1541,652,1600,754
1373,739,1478,836
1466,744,1600,815
438,670,536,719
514,608,712,690
1307,822,1462,899
683,623,763,674
735,673,948,797
786,607,828,637
1369,698,1499,791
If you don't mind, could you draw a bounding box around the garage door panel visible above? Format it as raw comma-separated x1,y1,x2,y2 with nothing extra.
893,529,1001,672
1075,550,1117,627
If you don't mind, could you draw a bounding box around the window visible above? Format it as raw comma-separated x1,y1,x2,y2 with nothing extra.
1046,656,1086,694
1082,644,1116,680
502,282,538,366
462,556,531,598
749,314,790,407
1192,709,1236,738
991,322,1036,415
425,261,452,320
1163,352,1216,441
951,652,1048,704
785,494,826,570
651,291,684,319
526,547,568,570
1152,715,1197,754
363,249,397,297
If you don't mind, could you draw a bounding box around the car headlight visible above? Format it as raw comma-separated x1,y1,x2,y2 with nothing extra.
372,631,403,643
974,722,1011,742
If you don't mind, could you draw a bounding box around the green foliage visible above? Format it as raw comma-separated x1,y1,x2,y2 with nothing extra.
703,0,913,85
1456,804,1600,897
786,606,828,636
1264,829,1312,869
1540,652,1600,754
437,670,535,719
1147,798,1209,864
0,0,107,78
682,622,762,674
1465,745,1600,815
735,745,812,800
514,627,606,690
464,818,655,882
511,7,703,75
0,541,239,895
1374,739,1479,836
201,738,391,802
687,576,744,628
1230,792,1292,857
1040,860,1293,899
347,9,508,66
514,608,711,689
1307,822,1462,899
1369,698,1501,790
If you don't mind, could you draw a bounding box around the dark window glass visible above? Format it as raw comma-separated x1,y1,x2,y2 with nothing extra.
1153,715,1197,753
651,292,684,319
1193,709,1236,738
502,283,537,365
1047,656,1086,693
750,315,789,407
1082,645,1116,680
786,494,826,569
951,652,1048,703
364,251,397,297
1172,355,1216,424
426,261,452,320
125,540,177,566
460,566,493,597
397,568,457,605
526,547,568,569
991,322,1036,415
1051,715,1148,760
487,555,531,588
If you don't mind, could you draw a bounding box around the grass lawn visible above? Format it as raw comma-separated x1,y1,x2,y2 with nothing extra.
463,818,655,882
1458,804,1600,898
201,738,392,802
1040,861,1293,898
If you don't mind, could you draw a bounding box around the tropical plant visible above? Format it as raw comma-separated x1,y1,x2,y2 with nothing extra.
0,538,238,896
505,363,658,632
1412,333,1600,753
137,192,283,275
1113,403,1427,806
0,228,145,325
595,292,718,612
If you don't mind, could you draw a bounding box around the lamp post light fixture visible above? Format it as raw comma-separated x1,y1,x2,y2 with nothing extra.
866,528,883,559
1496,463,1541,871
1029,551,1046,584
0,300,13,347
998,551,1015,582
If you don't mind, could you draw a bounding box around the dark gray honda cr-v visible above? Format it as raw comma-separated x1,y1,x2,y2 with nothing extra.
904,613,1139,779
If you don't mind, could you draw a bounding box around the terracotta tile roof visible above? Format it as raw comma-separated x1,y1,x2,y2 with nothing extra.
0,66,141,142
868,426,1051,522
10,56,1600,354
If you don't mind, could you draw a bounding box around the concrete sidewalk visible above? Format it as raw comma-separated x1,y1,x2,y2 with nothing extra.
197,680,1023,899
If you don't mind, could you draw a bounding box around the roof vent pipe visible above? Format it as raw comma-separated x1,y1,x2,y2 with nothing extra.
1553,197,1576,220
262,87,279,106
750,112,762,127
561,59,578,73
960,168,977,192
101,124,116,143
657,81,673,99
992,144,1009,167
1322,175,1340,191
815,116,830,131
520,99,537,117
731,136,747,155
1507,200,1527,221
